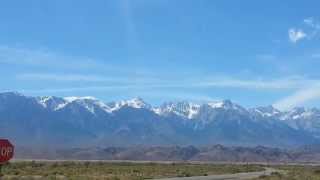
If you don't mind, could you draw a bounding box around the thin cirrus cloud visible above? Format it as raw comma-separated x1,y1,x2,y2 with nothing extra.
0,45,152,77
304,17,320,38
0,46,104,70
17,73,111,82
304,17,320,29
274,85,320,110
18,74,320,91
16,73,158,83
194,76,318,90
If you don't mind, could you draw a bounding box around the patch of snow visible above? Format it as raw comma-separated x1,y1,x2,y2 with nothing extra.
58,96,112,113
54,102,69,111
110,98,151,111
64,96,97,102
254,107,280,117
152,107,162,115
187,103,201,119
208,101,224,108
207,100,246,113
37,96,52,108
154,101,201,119
37,96,67,110
126,97,150,109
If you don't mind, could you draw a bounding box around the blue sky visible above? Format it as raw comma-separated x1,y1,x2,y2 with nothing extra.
1,0,320,110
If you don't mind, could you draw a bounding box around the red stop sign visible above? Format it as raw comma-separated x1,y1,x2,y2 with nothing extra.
0,139,14,163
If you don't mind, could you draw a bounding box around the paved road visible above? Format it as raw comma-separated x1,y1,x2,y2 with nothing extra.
154,168,278,180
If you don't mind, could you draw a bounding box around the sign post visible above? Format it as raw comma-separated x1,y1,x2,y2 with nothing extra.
0,139,14,177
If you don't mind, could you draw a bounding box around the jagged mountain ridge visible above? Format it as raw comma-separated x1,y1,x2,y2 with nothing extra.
0,92,320,148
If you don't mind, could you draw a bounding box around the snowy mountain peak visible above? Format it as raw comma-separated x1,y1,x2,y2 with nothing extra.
37,96,66,110
207,101,224,108
290,107,306,113
38,96,54,102
108,97,151,111
64,96,97,102
126,97,151,109
281,107,319,120
35,95,112,113
155,101,201,119
65,96,112,113
155,100,249,119
253,105,281,117
208,100,244,111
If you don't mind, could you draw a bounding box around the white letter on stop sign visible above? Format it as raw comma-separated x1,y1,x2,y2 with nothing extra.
1,147,13,157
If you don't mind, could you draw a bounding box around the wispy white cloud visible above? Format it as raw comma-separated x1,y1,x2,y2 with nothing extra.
18,75,320,91
304,17,316,27
304,17,320,39
195,76,319,90
274,85,320,110
17,73,110,82
0,45,152,77
288,28,307,43
287,17,320,43
0,46,104,70
288,17,320,44
20,85,134,93
304,17,320,30
120,0,140,51
16,73,160,84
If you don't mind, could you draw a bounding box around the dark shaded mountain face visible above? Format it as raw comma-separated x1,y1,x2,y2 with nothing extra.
0,92,320,148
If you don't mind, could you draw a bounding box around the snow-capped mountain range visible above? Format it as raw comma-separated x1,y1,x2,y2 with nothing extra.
35,95,249,120
1,92,320,148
